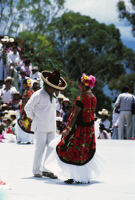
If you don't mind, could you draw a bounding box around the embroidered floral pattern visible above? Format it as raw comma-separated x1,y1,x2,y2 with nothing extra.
18,89,34,133
56,94,97,165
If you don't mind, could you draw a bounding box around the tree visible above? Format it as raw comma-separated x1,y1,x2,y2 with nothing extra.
47,11,131,111
0,0,65,35
48,12,126,81
117,0,135,94
117,0,135,36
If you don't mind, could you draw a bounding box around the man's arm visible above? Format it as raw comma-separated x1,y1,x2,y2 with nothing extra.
114,95,121,108
24,92,39,119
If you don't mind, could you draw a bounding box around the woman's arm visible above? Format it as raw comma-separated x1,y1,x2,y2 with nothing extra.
61,105,81,136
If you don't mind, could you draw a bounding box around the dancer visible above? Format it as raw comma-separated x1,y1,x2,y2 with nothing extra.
45,73,102,184
24,70,67,177
15,78,34,144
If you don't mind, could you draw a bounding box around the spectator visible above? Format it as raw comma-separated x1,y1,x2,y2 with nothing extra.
8,91,21,111
62,97,71,114
96,108,111,139
0,36,9,83
111,97,120,139
115,86,134,139
20,59,32,77
18,69,27,95
15,78,34,144
56,93,65,117
30,66,43,88
0,77,17,104
63,104,72,125
32,80,40,92
8,46,20,77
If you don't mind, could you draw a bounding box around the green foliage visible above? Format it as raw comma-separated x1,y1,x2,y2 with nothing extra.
117,0,135,36
0,0,65,35
109,73,135,93
49,12,126,85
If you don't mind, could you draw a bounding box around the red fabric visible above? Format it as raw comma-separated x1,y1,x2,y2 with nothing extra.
0,179,6,185
56,94,97,165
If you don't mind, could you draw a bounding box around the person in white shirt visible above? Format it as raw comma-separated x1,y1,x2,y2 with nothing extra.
24,70,67,178
0,77,17,104
30,66,43,88
98,124,111,139
56,93,65,117
96,108,111,139
20,59,32,77
115,86,134,139
8,46,20,77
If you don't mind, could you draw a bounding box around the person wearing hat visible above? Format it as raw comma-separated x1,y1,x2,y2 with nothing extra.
45,73,103,184
30,66,43,89
56,93,65,117
8,46,20,76
20,59,32,77
96,108,111,139
15,78,34,144
0,77,17,104
8,91,21,111
24,70,67,178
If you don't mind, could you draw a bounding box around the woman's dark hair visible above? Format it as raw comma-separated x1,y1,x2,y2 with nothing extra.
122,86,129,93
24,59,31,66
23,79,27,85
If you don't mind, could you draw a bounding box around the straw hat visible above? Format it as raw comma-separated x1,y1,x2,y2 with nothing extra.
8,110,18,117
12,90,20,95
41,70,67,91
63,97,69,102
56,117,63,122
1,36,9,42
4,76,13,83
98,109,110,116
3,114,12,122
32,66,38,71
57,93,65,99
9,38,14,43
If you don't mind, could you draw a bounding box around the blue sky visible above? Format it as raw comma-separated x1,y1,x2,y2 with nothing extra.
65,0,135,51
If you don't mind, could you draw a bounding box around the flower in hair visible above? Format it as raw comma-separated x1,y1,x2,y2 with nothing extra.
26,78,31,88
81,73,96,88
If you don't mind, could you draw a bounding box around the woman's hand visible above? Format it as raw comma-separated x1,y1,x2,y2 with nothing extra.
61,129,69,137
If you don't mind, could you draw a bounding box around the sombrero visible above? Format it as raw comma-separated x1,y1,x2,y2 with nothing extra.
41,70,67,91
98,109,110,116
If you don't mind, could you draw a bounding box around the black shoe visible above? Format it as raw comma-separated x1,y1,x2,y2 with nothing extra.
42,171,57,179
64,179,74,184
75,181,82,184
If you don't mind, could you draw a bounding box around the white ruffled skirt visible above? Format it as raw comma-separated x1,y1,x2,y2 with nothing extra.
45,136,104,183
15,121,34,144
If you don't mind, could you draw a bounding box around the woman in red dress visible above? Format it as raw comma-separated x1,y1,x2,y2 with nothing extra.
46,73,102,184
15,78,34,144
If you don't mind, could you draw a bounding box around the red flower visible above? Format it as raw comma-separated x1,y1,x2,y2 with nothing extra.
66,147,80,161
73,139,80,146
20,40,24,43
69,81,72,84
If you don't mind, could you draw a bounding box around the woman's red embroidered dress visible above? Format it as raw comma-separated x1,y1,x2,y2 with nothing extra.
56,94,97,165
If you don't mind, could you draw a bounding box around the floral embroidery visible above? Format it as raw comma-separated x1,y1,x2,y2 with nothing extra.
56,94,97,165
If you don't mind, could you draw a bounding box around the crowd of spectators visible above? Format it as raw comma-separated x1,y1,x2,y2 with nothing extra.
0,35,135,143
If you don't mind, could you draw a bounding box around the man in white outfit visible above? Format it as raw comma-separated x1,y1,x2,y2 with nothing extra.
115,86,134,139
25,70,67,178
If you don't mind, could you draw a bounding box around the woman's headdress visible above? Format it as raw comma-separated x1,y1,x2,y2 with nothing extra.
81,73,96,88
26,78,31,88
